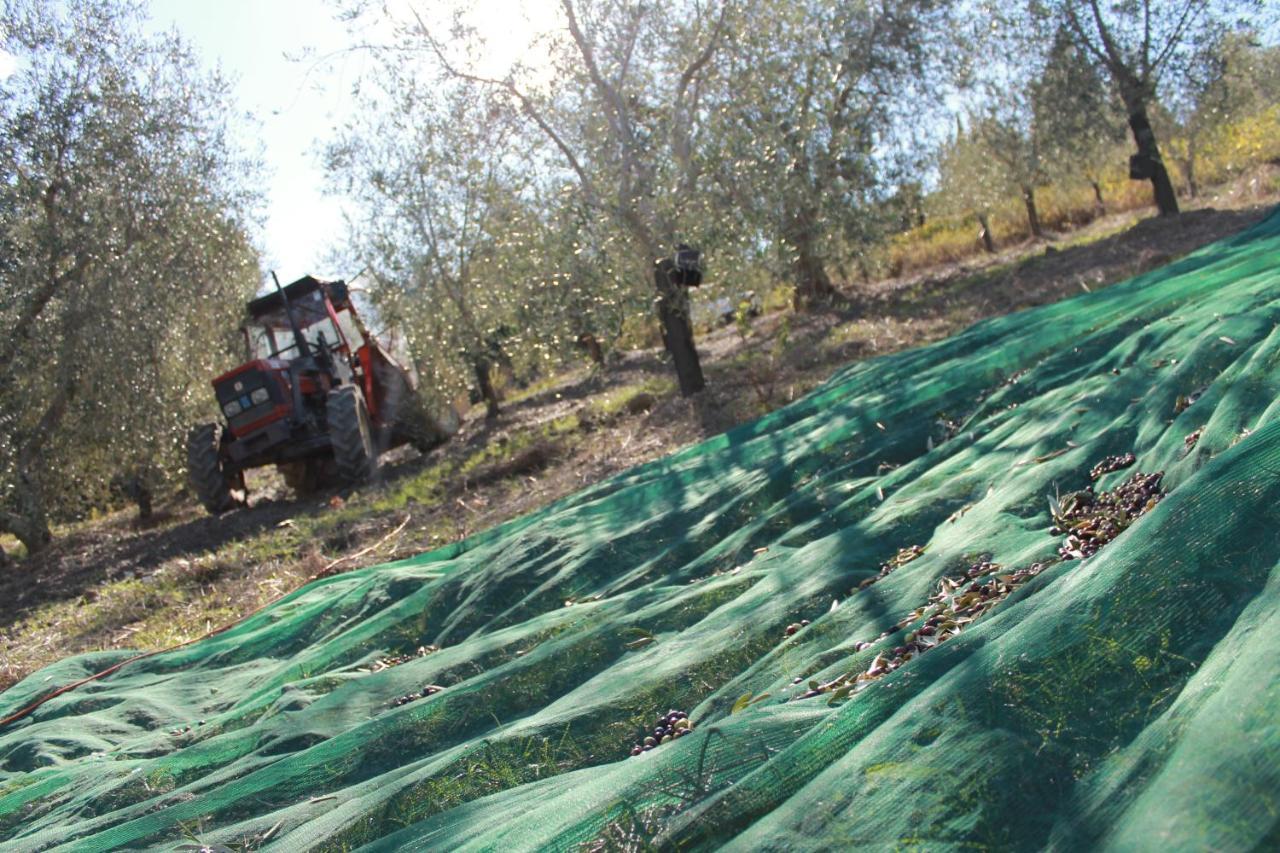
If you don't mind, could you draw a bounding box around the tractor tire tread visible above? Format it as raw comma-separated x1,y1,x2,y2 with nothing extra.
187,423,237,514
328,385,376,483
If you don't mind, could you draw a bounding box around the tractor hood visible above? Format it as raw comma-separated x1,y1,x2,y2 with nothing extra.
212,359,292,438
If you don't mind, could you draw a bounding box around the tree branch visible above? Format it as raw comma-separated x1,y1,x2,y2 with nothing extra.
1150,0,1207,76
1062,2,1112,67
561,0,632,145
410,5,601,208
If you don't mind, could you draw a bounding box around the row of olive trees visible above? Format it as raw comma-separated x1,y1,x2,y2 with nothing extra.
326,0,1274,407
938,0,1274,241
0,0,262,556
327,0,954,402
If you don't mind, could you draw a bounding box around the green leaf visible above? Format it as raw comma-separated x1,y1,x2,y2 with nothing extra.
730,693,754,715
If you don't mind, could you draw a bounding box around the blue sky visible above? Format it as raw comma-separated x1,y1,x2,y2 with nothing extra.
144,0,559,286
147,0,375,282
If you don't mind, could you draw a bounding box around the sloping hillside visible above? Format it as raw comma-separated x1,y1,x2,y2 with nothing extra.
3,206,1280,850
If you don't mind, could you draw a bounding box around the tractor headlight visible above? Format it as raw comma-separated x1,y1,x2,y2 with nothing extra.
250,387,269,405
223,400,243,417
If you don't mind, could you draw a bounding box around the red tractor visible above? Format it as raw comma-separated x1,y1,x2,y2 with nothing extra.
187,274,458,513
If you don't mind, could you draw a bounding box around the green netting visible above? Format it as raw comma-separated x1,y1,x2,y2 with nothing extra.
4,209,1280,851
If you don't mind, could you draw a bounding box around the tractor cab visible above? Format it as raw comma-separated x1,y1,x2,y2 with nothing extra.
187,275,459,514
241,277,363,387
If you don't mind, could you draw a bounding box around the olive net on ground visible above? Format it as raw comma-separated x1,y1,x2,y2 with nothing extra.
4,209,1280,851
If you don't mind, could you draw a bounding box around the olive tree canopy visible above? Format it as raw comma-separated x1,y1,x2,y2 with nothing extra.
0,0,261,554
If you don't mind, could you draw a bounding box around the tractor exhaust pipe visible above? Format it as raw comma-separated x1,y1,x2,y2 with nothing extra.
271,270,313,361
271,271,314,428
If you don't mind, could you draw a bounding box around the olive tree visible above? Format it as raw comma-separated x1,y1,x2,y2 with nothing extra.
959,15,1124,238
933,120,1010,252
1167,30,1280,196
706,0,953,307
0,0,260,554
1043,0,1268,217
396,0,731,396
326,65,548,417
1033,24,1129,212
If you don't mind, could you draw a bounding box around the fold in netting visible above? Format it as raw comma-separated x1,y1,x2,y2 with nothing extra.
4,207,1280,851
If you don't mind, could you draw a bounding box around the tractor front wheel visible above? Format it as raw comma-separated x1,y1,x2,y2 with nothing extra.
187,423,243,514
327,385,377,483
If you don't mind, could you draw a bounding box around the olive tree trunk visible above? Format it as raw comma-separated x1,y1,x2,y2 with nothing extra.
1126,103,1180,216
654,259,705,397
1,380,75,556
977,211,997,253
784,204,842,311
1,473,53,556
1181,136,1200,198
1021,185,1044,238
472,356,500,419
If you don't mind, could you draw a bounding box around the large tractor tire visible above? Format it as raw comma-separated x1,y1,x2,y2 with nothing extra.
327,385,377,483
187,423,242,514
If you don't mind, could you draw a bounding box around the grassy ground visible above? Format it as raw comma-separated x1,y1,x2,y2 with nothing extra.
2,176,1277,693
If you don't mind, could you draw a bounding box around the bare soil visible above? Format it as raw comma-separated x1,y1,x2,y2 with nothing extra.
1,197,1275,691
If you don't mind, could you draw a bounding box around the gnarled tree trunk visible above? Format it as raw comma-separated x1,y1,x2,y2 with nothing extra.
1,380,76,556
1125,102,1179,216
1021,185,1044,238
977,211,997,253
1,472,54,557
654,259,705,396
784,203,841,311
472,356,500,419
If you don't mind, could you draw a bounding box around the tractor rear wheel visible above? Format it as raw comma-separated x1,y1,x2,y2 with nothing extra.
327,385,377,483
187,423,242,514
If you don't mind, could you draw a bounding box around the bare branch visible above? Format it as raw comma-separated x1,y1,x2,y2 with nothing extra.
1142,0,1152,78
1062,2,1112,67
1085,0,1128,75
561,0,631,143
1150,0,1208,76
408,4,601,207
677,0,730,95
